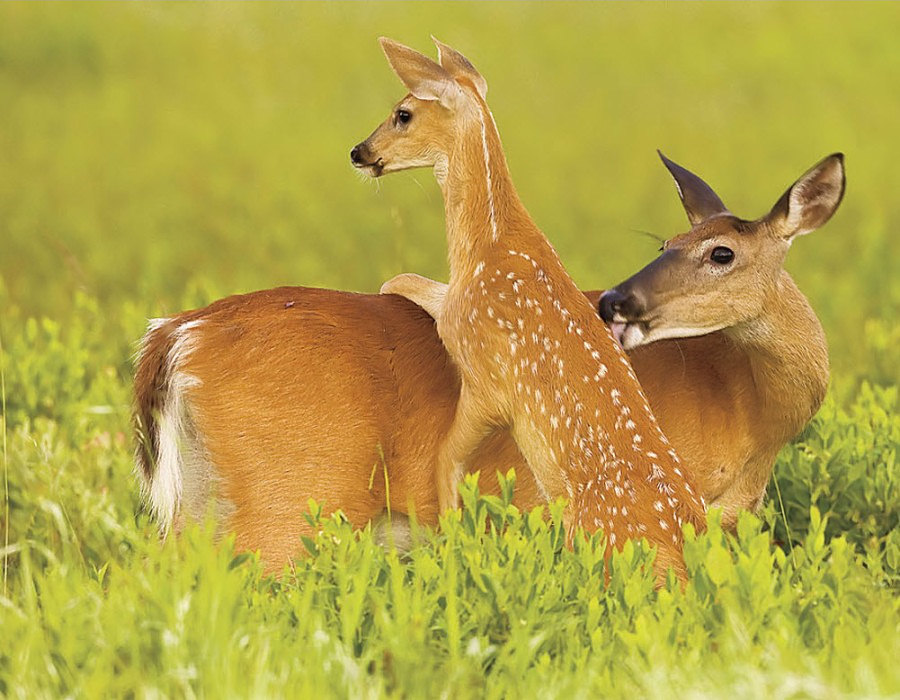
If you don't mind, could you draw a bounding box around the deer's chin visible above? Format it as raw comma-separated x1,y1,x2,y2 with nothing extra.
352,159,385,177
608,321,648,351
620,324,649,351
638,322,728,347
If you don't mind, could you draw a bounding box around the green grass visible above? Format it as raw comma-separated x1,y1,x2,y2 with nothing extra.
0,3,898,697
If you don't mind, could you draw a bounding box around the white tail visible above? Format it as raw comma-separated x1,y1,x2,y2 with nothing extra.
352,37,704,580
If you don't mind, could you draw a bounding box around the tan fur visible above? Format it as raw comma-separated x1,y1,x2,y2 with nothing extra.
134,286,550,562
601,153,842,527
134,276,826,561
355,38,706,581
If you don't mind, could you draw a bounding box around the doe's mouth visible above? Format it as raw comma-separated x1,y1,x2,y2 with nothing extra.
608,320,650,351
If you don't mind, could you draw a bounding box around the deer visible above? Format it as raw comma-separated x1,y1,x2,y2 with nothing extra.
349,37,706,580
598,151,843,526
133,61,843,579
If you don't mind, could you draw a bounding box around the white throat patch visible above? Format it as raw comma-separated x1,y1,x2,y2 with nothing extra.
477,106,499,242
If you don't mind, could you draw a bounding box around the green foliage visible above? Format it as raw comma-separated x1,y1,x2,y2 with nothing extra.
0,3,897,697
768,384,899,582
2,472,898,697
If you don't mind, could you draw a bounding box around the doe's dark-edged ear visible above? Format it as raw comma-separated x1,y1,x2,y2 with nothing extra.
764,153,845,240
379,37,462,108
658,151,731,226
432,36,488,100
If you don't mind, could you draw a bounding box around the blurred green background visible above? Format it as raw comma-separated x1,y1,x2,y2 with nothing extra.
1,2,897,388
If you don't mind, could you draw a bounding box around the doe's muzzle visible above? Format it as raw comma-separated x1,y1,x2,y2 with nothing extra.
599,288,642,323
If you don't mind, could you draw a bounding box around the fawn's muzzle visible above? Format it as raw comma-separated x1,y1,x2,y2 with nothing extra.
350,141,384,175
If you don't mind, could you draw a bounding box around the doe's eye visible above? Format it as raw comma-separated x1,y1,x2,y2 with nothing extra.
710,246,735,264
396,109,412,125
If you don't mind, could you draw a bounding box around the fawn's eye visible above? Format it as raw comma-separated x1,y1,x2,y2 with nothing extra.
710,246,735,264
396,109,412,125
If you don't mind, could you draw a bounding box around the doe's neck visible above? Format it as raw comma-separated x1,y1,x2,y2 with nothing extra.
727,270,829,440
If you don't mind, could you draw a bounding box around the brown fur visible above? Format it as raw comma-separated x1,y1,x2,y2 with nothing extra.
133,277,825,570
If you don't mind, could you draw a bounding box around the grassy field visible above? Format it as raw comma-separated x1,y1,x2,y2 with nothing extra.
1,3,898,697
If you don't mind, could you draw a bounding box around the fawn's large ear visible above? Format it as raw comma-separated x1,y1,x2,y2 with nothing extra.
658,151,731,226
379,37,462,109
432,36,488,100
764,153,845,240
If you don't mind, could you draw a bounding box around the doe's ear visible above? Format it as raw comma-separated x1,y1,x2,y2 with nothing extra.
379,37,461,108
432,36,488,100
764,153,845,240
658,151,731,226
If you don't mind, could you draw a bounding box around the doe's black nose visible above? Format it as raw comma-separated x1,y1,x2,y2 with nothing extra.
350,145,363,164
598,289,625,323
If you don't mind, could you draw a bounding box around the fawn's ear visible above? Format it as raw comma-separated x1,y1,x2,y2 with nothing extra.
764,153,845,240
379,37,462,109
658,151,731,226
432,36,488,100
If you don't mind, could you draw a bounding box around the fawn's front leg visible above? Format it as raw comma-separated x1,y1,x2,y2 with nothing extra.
436,383,498,512
380,273,448,320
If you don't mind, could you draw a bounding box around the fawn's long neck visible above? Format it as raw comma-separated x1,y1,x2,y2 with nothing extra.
438,98,536,280
729,271,829,443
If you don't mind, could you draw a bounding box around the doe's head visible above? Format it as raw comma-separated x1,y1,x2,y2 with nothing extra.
350,37,488,178
599,152,845,350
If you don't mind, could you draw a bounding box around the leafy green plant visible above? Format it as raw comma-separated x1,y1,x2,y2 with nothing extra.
768,383,899,582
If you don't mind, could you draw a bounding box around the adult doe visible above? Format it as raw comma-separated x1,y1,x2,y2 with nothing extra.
600,151,844,524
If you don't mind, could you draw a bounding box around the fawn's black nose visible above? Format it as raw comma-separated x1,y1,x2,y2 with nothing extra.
350,145,363,165
598,289,625,323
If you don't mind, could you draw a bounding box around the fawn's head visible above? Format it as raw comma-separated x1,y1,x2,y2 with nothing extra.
599,153,845,349
350,37,488,179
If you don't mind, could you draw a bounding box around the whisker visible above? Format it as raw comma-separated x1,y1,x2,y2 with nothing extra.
628,228,666,249
409,175,432,201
